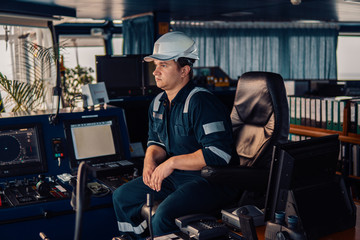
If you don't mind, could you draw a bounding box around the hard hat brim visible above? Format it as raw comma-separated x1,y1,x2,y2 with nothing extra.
143,54,177,62
144,53,199,62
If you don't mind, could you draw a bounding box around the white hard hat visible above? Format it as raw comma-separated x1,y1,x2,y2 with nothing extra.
144,31,199,62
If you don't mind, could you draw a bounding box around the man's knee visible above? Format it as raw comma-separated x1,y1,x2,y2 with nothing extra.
151,207,178,236
113,178,145,204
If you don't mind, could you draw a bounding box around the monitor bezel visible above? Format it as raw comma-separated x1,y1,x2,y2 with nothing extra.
0,123,47,178
63,115,126,169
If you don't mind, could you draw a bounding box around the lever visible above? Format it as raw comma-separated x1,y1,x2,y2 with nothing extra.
146,193,154,240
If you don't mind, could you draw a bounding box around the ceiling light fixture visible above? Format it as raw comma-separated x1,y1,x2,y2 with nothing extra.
290,0,301,5
344,0,360,4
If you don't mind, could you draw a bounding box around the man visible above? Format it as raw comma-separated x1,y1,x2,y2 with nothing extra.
112,31,239,239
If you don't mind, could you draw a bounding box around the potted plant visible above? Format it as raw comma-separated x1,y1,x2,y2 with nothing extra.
61,64,95,108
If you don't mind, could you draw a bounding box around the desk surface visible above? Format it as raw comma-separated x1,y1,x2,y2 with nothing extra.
256,204,360,240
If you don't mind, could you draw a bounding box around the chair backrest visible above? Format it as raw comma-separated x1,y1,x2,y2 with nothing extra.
231,71,289,168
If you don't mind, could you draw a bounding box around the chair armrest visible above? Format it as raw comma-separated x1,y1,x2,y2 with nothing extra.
201,166,269,191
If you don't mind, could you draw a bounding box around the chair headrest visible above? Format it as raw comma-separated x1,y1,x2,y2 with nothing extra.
232,73,274,126
231,71,289,168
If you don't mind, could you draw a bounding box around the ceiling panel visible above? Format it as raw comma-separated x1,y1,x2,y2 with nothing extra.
17,0,360,23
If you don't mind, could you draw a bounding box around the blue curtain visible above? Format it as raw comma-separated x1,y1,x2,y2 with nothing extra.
173,23,338,80
287,28,338,80
122,15,154,55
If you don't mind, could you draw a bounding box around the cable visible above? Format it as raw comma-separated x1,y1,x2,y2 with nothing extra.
73,161,90,240
48,21,62,125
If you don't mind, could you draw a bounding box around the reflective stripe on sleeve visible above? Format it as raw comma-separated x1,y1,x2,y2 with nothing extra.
153,112,163,119
147,140,165,147
183,87,210,113
205,146,231,163
153,92,164,112
117,220,147,234
202,121,225,135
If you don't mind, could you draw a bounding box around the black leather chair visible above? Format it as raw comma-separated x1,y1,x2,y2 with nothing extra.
201,71,289,207
142,71,289,218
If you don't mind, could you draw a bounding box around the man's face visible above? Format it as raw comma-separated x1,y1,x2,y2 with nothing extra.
153,59,183,91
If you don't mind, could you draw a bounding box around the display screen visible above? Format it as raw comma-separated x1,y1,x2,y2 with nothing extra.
96,55,142,89
0,124,47,178
71,121,116,160
96,55,156,97
64,116,125,168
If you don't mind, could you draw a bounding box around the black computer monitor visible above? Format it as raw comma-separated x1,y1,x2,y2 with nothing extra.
0,123,47,178
264,135,340,221
264,134,356,239
96,55,156,97
63,116,126,169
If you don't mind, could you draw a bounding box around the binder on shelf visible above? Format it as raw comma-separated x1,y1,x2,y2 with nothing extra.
295,96,301,125
305,97,311,126
301,97,306,126
321,98,327,129
325,97,334,130
288,133,294,141
352,144,359,177
333,99,339,131
315,98,321,128
350,100,357,134
289,96,296,124
310,98,316,127
340,143,347,174
339,100,346,132
349,98,360,134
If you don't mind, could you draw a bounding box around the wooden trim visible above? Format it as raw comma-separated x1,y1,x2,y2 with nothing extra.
290,124,360,145
122,12,153,21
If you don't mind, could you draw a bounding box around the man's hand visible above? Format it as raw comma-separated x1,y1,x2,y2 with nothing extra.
142,147,206,191
142,145,167,189
149,159,174,192
143,161,157,188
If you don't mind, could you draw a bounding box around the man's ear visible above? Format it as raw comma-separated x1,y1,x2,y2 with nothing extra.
182,65,191,76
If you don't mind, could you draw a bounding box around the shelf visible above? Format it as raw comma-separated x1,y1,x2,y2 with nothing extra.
289,98,360,145
290,124,360,145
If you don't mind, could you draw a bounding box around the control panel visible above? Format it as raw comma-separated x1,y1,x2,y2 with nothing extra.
0,175,69,208
0,107,133,240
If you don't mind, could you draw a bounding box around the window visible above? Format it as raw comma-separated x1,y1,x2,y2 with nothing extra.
0,26,13,79
337,35,360,80
59,36,105,77
0,24,55,112
112,33,123,55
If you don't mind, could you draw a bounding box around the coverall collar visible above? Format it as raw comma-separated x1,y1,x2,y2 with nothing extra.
159,80,195,104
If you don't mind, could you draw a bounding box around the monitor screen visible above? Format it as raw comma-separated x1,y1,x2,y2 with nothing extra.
64,116,126,168
96,55,142,89
96,55,156,97
71,121,115,160
0,124,47,178
264,134,340,222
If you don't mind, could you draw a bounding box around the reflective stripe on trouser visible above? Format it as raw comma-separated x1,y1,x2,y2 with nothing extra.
117,220,147,235
112,177,154,239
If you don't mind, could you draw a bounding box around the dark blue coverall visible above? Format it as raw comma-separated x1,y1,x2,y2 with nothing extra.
112,81,240,239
